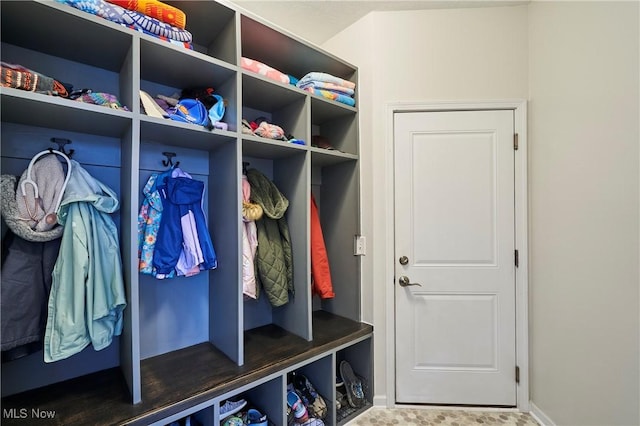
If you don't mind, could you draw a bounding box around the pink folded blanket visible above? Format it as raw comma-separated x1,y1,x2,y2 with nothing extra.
241,57,290,85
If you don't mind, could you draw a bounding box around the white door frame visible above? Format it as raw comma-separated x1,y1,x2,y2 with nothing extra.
384,100,529,411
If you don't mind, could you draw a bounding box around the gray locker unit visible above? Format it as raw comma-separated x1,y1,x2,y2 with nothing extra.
0,1,371,424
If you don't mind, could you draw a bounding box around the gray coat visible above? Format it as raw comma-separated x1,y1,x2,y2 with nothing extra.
1,229,61,361
246,169,293,307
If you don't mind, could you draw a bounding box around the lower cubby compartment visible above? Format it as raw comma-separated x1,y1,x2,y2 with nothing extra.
218,376,283,426
0,312,372,426
335,338,373,425
286,355,333,425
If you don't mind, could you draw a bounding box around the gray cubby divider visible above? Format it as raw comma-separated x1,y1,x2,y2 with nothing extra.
209,140,243,365
121,119,142,403
0,0,370,422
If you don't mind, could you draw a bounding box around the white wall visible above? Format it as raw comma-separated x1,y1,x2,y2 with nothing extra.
528,2,639,425
324,4,529,406
324,2,640,424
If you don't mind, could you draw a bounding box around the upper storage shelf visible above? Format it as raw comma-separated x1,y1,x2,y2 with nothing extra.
1,88,132,138
240,15,356,84
1,1,135,134
164,0,237,63
1,1,238,70
1,1,133,72
140,39,236,89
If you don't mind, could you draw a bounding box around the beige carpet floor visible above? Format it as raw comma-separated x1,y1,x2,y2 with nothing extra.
345,407,539,425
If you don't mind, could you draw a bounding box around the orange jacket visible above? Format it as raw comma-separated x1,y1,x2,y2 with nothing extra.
310,194,335,299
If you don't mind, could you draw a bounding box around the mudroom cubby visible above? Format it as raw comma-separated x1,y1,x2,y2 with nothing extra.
242,73,308,142
311,98,359,156
214,376,286,426
163,0,237,63
336,338,374,424
139,39,239,132
287,354,335,424
311,159,361,323
0,121,131,398
240,14,357,89
1,1,371,424
241,151,311,341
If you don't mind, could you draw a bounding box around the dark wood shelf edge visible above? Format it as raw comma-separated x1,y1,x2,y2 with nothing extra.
1,311,372,426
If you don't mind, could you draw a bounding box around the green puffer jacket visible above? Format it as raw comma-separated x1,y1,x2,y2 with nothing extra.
246,169,293,307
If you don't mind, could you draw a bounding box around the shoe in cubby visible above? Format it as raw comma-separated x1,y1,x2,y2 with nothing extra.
339,360,366,408
290,372,327,420
220,398,247,419
222,416,244,426
286,390,309,424
244,408,268,426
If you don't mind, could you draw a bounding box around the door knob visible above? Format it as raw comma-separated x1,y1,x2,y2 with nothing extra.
399,256,409,265
398,276,422,287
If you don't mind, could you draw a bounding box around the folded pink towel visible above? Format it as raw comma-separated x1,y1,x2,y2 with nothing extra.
241,57,290,85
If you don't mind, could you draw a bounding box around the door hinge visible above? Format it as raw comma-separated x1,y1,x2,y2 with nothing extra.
515,249,519,268
515,366,520,384
514,133,519,150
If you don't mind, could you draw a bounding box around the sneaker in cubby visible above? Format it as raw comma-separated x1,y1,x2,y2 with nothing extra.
220,399,247,419
244,408,268,426
287,390,309,424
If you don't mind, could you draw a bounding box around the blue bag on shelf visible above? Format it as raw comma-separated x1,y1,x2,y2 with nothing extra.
168,98,213,130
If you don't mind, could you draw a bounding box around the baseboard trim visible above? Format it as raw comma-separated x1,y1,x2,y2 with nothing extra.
529,402,555,426
373,395,388,407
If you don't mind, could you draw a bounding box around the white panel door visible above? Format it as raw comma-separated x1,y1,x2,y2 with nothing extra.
394,110,516,406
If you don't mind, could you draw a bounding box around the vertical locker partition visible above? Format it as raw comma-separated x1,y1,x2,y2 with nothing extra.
0,1,371,424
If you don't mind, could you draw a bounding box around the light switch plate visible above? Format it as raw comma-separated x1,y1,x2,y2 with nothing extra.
354,235,366,256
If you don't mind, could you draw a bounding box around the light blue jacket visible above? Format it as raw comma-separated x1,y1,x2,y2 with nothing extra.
44,161,127,362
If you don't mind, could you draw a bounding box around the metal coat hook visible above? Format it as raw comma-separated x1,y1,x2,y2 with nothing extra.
162,151,179,168
50,138,74,158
